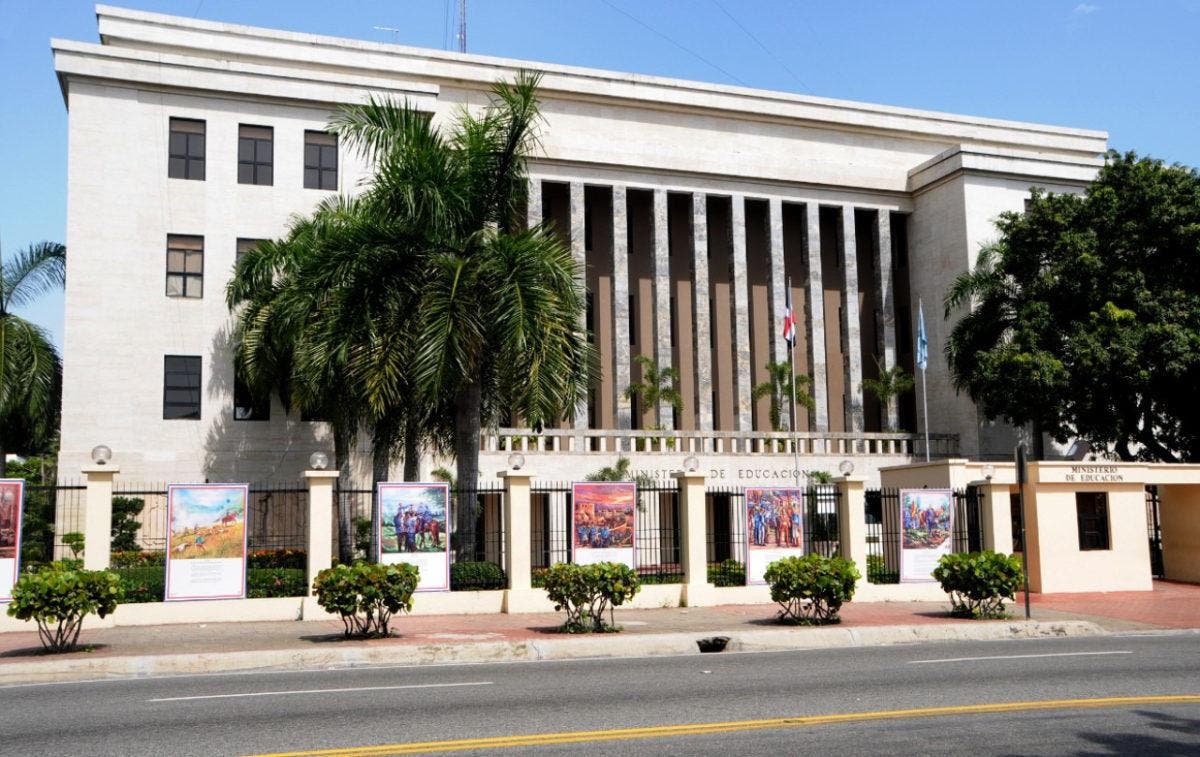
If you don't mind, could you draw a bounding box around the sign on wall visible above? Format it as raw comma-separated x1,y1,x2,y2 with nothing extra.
745,487,805,585
0,479,25,601
378,483,450,591
899,488,954,582
165,484,248,601
571,482,636,568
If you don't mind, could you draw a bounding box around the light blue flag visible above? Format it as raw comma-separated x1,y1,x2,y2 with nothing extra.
916,300,928,371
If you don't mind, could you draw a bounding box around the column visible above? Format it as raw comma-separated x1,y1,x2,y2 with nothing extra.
612,186,632,429
652,190,674,430
82,464,118,570
980,482,1014,555
674,470,711,606
840,205,865,433
304,469,339,595
501,470,547,612
873,210,899,430
768,198,788,401
804,203,830,431
527,177,542,228
730,195,753,431
837,475,869,579
570,181,589,446
692,193,714,432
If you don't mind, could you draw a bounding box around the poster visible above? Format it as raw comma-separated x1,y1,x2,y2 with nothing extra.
378,483,450,591
571,482,636,568
165,484,248,600
899,488,954,582
745,487,805,585
0,480,25,601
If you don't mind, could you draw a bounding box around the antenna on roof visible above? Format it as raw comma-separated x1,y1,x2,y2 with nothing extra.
456,0,467,53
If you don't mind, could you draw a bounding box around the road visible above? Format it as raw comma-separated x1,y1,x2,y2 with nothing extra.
0,632,1197,756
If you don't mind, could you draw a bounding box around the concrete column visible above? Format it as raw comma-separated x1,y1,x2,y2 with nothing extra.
873,210,899,430
82,465,117,570
570,181,589,445
768,198,788,420
527,177,542,228
839,205,865,433
674,470,711,606
500,470,548,612
612,185,632,429
805,203,830,431
652,190,674,430
304,469,338,595
730,195,753,431
836,476,868,579
692,193,714,433
980,482,1014,554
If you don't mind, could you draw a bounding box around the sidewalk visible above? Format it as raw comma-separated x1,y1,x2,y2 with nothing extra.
1,581,1196,684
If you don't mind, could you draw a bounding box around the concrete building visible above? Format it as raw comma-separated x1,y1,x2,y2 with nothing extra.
52,5,1108,485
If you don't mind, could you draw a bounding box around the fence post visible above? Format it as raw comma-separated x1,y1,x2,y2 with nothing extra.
81,464,118,570
673,470,709,607
500,470,545,613
837,476,869,579
304,470,339,596
979,481,1014,554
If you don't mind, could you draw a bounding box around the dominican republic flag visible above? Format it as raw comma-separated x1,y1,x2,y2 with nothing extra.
916,300,929,371
780,291,797,346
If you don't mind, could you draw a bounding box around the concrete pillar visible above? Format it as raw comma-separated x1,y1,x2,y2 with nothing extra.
980,482,1014,554
527,177,542,228
82,465,118,570
730,195,753,431
768,198,788,428
873,210,899,430
612,185,632,429
304,469,338,595
805,203,830,431
836,475,868,579
674,470,710,606
501,470,549,613
570,181,589,445
652,189,674,430
839,205,865,433
692,193,714,433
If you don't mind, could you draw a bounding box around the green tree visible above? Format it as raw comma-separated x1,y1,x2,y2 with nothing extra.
946,151,1200,461
862,359,915,431
0,241,65,466
623,355,682,429
751,361,814,432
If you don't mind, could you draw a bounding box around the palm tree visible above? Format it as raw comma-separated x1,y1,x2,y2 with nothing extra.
1,241,65,467
751,361,814,432
623,355,682,429
862,358,915,431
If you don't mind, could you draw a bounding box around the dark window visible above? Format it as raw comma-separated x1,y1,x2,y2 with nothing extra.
233,373,270,421
166,235,203,298
584,208,593,252
629,294,637,346
670,295,676,347
168,118,205,180
163,355,201,420
238,125,273,186
303,131,338,190
1076,493,1110,550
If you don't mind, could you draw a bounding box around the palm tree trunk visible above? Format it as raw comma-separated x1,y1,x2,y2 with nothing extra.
333,427,353,563
402,422,420,481
454,380,482,561
370,440,390,564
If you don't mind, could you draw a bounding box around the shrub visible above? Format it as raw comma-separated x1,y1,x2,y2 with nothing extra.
933,551,1023,619
248,548,306,570
707,559,746,587
866,554,898,584
313,562,419,637
115,566,165,603
450,561,506,591
7,563,124,652
62,532,85,559
111,550,166,568
248,568,307,598
110,496,144,553
542,561,640,633
763,554,860,625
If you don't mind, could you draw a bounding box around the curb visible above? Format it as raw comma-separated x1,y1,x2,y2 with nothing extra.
0,620,1105,685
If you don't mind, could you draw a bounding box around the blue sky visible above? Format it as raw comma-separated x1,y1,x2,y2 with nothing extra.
2,1,1198,347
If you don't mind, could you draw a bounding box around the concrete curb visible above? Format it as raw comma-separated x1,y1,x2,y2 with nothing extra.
0,620,1105,685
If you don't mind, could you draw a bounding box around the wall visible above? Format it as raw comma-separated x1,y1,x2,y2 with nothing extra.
1159,485,1200,583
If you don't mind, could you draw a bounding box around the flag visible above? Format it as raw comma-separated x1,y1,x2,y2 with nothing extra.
780,290,796,346
916,300,928,371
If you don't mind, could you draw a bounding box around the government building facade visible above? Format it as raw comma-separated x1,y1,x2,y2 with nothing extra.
52,6,1108,486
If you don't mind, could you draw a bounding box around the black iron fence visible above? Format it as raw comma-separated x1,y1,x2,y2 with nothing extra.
18,482,84,566
864,487,983,584
1146,485,1163,578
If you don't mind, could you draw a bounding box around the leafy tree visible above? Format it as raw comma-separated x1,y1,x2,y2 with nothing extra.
750,361,814,432
623,355,682,429
0,241,65,465
110,496,144,553
945,151,1200,461
862,359,915,431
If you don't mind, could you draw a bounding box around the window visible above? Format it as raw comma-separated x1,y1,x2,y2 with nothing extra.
166,235,203,298
1076,493,1110,550
236,238,264,262
168,118,205,180
163,355,201,420
238,125,273,185
233,373,269,421
303,131,338,190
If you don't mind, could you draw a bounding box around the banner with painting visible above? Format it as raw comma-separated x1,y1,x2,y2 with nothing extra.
378,483,450,591
0,480,25,601
899,488,954,582
571,482,636,568
165,484,248,600
745,487,805,585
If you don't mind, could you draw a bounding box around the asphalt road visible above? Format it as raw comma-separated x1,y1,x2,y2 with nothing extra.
0,632,1197,756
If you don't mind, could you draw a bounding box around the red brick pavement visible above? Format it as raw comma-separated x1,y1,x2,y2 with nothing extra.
1027,580,1200,630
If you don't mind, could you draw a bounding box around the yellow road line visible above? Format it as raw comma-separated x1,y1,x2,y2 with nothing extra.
247,694,1200,757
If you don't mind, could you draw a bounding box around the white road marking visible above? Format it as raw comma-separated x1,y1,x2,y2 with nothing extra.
147,680,492,702
908,651,1132,665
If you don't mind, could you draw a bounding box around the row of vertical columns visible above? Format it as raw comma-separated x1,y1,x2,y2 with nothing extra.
729,196,753,430
803,202,831,432
652,190,675,430
691,194,714,432
612,186,632,430
840,207,865,433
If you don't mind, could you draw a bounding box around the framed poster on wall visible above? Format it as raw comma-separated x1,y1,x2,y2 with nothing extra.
571,482,636,569
899,488,954,582
165,484,248,600
0,479,25,601
378,483,450,591
745,487,805,585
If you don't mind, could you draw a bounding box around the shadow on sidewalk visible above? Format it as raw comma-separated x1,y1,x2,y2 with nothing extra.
0,643,110,658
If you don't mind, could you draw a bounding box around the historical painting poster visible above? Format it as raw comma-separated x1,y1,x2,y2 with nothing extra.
378,483,450,591
571,482,636,568
745,487,805,585
165,484,248,601
899,488,954,582
0,479,25,601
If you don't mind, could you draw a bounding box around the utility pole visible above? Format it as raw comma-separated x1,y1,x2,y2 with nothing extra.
456,0,467,52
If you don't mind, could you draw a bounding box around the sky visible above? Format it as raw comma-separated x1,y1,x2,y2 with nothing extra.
2,0,1198,348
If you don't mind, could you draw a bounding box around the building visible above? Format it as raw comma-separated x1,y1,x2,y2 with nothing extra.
51,5,1108,486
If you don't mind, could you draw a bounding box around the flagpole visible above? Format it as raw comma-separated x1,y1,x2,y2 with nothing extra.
918,298,930,462
787,276,800,488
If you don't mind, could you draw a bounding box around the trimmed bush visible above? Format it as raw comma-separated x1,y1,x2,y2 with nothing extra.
866,554,898,584
933,551,1023,619
313,562,419,637
116,566,165,603
248,548,306,570
763,554,860,625
450,561,506,591
248,568,306,598
542,561,641,633
7,563,124,652
111,550,166,568
707,559,746,587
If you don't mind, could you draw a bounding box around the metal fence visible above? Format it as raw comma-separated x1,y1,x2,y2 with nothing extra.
706,485,842,577
1146,485,1163,578
864,487,983,584
18,482,84,565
